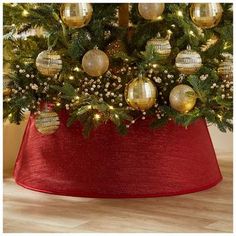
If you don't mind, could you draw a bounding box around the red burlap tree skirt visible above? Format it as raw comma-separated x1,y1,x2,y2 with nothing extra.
14,111,222,198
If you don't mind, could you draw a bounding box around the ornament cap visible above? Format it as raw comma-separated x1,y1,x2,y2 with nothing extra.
93,45,99,50
187,44,192,50
138,73,143,79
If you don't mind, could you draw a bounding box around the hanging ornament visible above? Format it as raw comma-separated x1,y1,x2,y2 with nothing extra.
190,3,223,29
35,109,60,135
138,3,165,20
218,53,233,81
125,74,157,111
105,39,126,57
82,47,109,77
60,3,93,28
169,84,197,113
175,45,202,75
36,50,62,77
146,33,171,58
3,88,12,97
3,74,11,96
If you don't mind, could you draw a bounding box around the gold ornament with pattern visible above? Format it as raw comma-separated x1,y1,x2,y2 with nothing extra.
146,33,171,58
125,74,157,111
60,3,93,28
36,50,62,77
175,45,202,75
138,3,165,20
82,48,109,77
218,53,233,81
169,84,197,113
35,110,60,135
190,3,223,29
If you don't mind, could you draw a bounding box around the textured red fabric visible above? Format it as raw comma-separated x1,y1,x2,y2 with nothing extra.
14,110,222,198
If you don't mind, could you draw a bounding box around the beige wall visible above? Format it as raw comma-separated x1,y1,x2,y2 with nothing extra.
3,117,233,177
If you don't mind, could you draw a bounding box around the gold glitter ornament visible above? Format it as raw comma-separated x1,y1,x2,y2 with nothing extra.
218,53,233,81
36,50,62,77
175,45,202,75
169,84,197,113
190,3,223,29
60,3,93,28
138,3,165,20
125,74,157,111
35,110,60,135
82,48,109,77
146,33,171,58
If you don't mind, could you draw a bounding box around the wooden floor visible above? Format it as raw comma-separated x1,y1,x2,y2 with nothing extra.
3,154,232,233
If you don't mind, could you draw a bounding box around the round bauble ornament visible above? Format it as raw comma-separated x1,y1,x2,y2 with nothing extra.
35,110,60,135
60,3,93,28
138,3,165,20
146,33,171,58
36,50,62,77
218,53,233,81
175,45,202,75
125,74,157,111
169,84,197,113
190,3,223,29
3,87,11,97
105,40,126,57
82,48,109,77
3,73,11,89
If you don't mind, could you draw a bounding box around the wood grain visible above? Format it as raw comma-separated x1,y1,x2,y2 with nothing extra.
3,154,232,233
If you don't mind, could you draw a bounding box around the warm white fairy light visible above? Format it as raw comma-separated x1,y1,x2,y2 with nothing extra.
177,10,183,17
94,114,101,120
189,30,195,36
22,9,29,17
73,67,80,72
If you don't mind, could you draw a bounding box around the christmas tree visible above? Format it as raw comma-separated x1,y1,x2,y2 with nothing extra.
3,3,233,137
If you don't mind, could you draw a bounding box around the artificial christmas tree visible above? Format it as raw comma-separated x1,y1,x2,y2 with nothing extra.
3,3,233,197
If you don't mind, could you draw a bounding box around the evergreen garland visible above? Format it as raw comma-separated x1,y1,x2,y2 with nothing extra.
3,3,233,137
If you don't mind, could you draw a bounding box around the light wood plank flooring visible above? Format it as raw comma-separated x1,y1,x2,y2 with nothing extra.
3,154,232,233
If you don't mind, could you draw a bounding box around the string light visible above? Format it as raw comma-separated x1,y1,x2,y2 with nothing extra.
217,114,223,121
152,64,158,68
94,114,101,120
223,42,230,49
73,67,80,72
75,96,80,100
189,30,195,36
156,16,163,21
177,10,183,17
8,113,12,118
69,75,74,80
56,102,61,107
108,105,114,110
22,9,29,17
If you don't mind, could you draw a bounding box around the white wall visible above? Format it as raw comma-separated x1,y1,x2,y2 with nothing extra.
208,125,233,154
